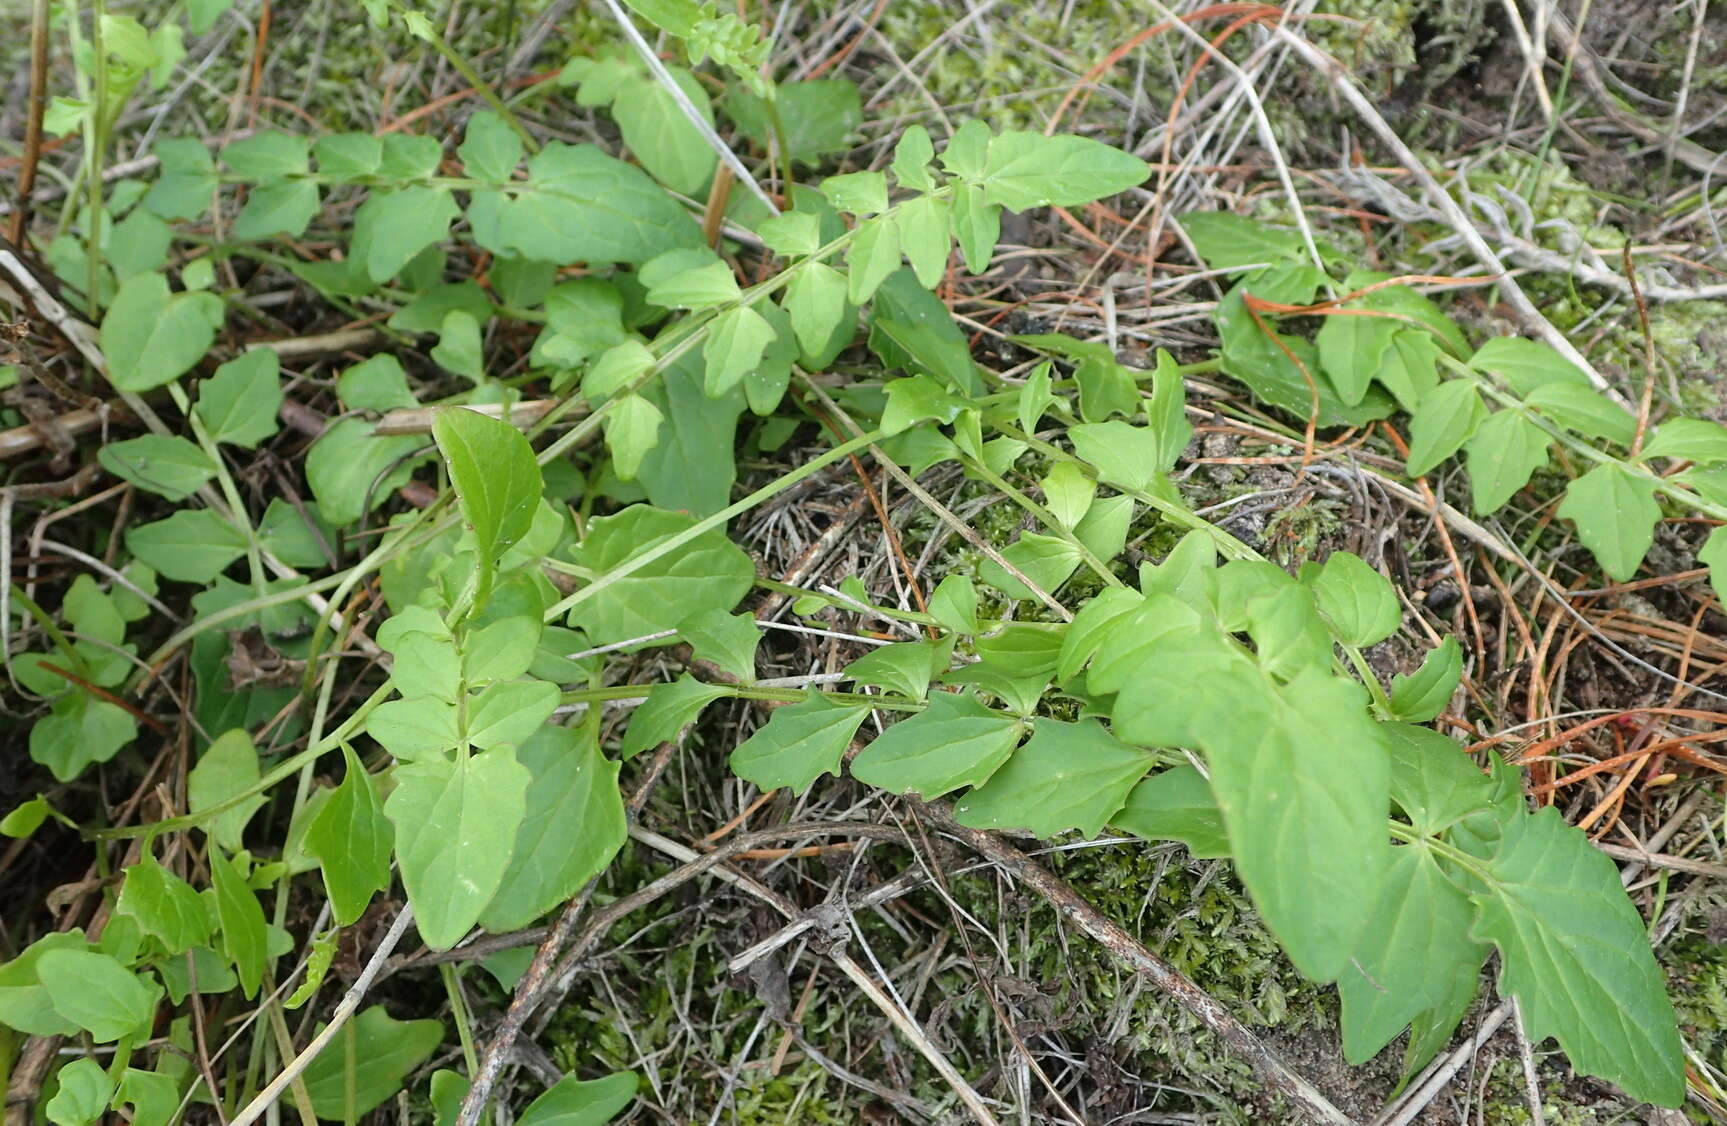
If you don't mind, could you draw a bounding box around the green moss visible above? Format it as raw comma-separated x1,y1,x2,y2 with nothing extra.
1262,497,1344,567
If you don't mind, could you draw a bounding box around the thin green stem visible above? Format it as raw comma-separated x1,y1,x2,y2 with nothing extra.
543,429,888,623
387,0,538,151
957,452,1127,591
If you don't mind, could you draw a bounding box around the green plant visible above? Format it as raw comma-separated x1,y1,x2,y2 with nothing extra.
1,0,1703,1122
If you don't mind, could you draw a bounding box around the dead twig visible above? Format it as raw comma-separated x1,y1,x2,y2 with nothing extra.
923,805,1359,1126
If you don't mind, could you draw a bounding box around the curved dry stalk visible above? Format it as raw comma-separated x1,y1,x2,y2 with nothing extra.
1269,24,1629,407
925,805,1361,1126
227,905,416,1126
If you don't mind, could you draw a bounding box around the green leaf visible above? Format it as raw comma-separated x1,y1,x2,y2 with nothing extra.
891,125,935,191
843,638,951,701
45,1058,113,1126
188,728,266,853
620,675,728,759
821,170,888,216
1316,309,1398,406
1068,421,1161,493
980,132,1149,211
232,179,319,241
1380,722,1497,836
463,614,542,685
977,532,1081,601
1215,270,1392,428
0,932,86,1036
143,137,216,220
114,1068,180,1126
209,846,268,997
305,744,394,926
880,374,965,436
431,1070,470,1126
1376,330,1441,411
469,142,703,265
222,131,307,178
847,215,902,304
100,272,224,392
431,310,486,383
116,851,211,955
613,70,716,195
782,262,849,354
948,184,1000,275
1177,212,1306,270
1464,410,1549,515
585,340,655,401
391,282,495,336
1304,551,1400,646
367,697,459,762
97,435,216,501
106,209,170,281
603,392,663,481
337,354,417,412
434,406,544,565
481,726,626,931
729,80,860,164
1,796,68,838
195,347,282,448
758,211,822,257
953,717,1150,837
1402,960,1481,1082
1700,525,1727,603
637,354,744,516
29,692,136,782
1337,843,1483,1064
640,247,739,309
378,133,442,179
1639,417,1727,465
1073,353,1138,422
1469,337,1589,396
37,949,159,1042
353,186,459,283
385,746,531,949
869,269,980,394
458,111,523,183
303,419,428,526
1525,383,1636,446
1203,670,1392,981
703,306,775,398
125,509,245,583
1389,636,1461,723
467,680,559,751
294,1007,443,1121
851,691,1023,799
1557,463,1661,582
1470,806,1684,1105
1405,379,1484,476
1056,587,1143,683
677,609,759,682
730,692,872,794
896,194,949,288
565,506,755,646
515,1071,639,1126
379,608,461,702
314,132,382,180
1111,766,1229,857
928,574,978,635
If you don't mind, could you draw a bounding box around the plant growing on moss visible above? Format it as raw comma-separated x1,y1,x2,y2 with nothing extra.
1,0,1707,1121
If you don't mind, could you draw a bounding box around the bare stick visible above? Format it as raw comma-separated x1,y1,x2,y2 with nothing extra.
626,826,1004,1126
598,0,779,214
925,807,1360,1126
226,905,416,1126
1270,25,1627,406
